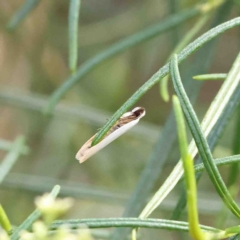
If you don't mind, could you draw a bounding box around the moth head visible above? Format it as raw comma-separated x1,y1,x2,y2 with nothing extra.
132,107,145,119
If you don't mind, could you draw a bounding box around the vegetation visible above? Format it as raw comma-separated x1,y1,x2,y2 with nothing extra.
0,0,240,239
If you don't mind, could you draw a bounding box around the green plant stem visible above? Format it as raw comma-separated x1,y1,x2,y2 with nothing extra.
0,136,26,184
92,16,240,146
0,204,12,234
0,139,29,155
6,0,40,30
50,218,221,233
228,107,240,187
173,96,205,240
138,28,239,220
170,54,240,217
45,6,203,115
10,185,60,240
160,14,210,102
216,107,240,227
69,0,81,73
194,155,240,174
172,72,240,220
173,95,189,169
112,4,233,239
193,73,227,80
168,0,180,46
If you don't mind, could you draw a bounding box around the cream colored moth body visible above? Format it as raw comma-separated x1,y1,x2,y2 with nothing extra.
76,107,146,163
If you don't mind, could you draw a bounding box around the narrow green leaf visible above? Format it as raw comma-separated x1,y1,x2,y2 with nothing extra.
172,77,240,220
170,54,240,218
194,155,240,174
10,185,60,240
167,0,180,46
216,107,240,227
91,17,240,146
173,96,205,240
139,30,239,220
193,73,227,80
0,204,12,234
177,156,240,184
160,14,210,102
0,139,29,155
112,4,233,238
6,0,40,30
0,136,26,184
50,217,221,233
45,6,203,115
173,96,189,160
69,0,81,73
227,107,240,187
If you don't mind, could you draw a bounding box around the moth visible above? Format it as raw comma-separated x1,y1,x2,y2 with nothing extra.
76,107,146,163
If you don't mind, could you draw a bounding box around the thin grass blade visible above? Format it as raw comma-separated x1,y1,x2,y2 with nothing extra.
173,95,206,239
6,0,40,30
160,14,210,102
193,73,227,80
170,54,240,217
0,205,12,234
194,155,240,174
0,136,26,184
50,217,221,233
172,82,240,220
112,3,233,238
69,0,81,73
138,29,240,220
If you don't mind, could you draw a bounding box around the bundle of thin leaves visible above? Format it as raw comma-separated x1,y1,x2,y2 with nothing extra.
1,0,240,240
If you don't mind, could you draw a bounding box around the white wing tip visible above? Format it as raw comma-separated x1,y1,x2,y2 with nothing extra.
75,149,89,163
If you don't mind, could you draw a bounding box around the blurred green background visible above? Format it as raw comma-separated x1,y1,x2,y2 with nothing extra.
0,0,239,239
